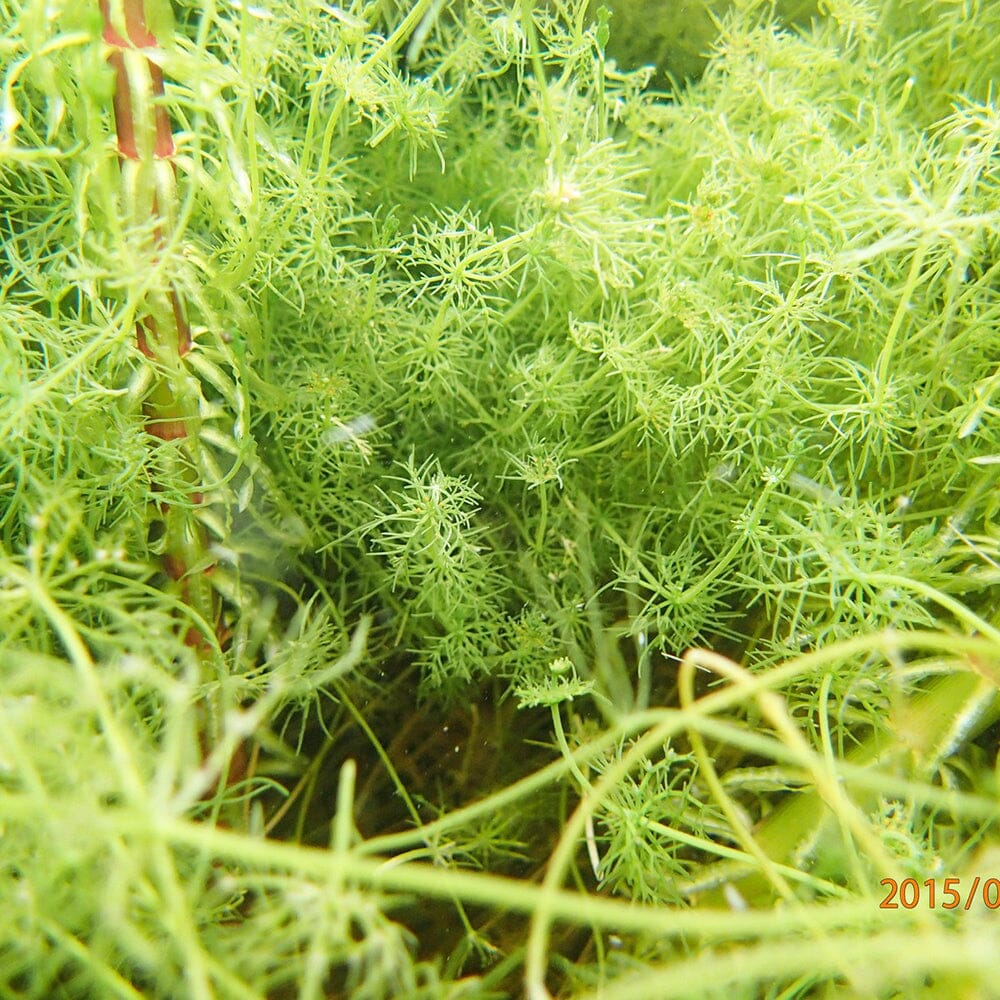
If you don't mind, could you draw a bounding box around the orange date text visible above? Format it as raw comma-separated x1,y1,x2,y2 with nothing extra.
879,876,1000,910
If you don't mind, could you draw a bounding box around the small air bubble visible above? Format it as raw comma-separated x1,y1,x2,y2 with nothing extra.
723,883,748,912
322,413,377,447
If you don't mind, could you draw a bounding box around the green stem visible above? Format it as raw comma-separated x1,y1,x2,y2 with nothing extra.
876,240,928,386
550,703,592,792
519,0,559,163
534,482,548,551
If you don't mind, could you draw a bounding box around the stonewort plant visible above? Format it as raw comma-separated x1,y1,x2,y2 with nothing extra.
2,0,1000,997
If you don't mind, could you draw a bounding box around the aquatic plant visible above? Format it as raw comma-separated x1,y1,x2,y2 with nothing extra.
2,1,999,996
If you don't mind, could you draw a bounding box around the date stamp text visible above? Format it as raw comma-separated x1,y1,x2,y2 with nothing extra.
879,877,1000,910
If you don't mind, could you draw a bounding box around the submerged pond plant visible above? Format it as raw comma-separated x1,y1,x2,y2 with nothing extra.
2,0,1000,996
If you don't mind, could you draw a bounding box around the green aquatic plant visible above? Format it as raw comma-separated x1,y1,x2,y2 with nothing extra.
2,0,1000,997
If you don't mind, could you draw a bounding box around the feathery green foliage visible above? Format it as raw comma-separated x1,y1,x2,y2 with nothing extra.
3,0,1000,997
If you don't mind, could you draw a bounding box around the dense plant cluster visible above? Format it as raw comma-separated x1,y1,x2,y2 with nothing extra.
2,0,1000,997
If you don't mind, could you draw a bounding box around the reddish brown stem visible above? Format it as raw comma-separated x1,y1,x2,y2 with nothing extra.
99,1,251,798
99,0,218,649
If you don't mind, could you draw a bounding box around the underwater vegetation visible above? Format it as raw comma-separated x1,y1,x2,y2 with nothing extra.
2,0,1000,996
